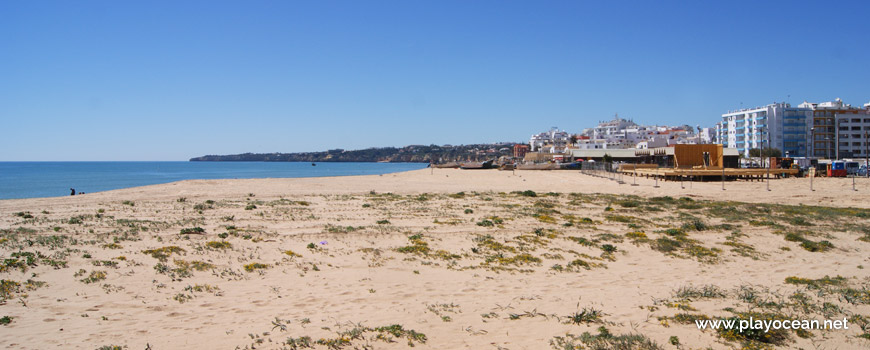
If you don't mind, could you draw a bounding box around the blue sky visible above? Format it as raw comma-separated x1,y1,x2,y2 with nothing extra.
2,0,868,160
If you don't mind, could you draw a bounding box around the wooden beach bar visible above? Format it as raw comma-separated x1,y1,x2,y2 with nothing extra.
613,145,799,181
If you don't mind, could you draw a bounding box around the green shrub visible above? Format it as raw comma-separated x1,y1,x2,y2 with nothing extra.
179,227,205,235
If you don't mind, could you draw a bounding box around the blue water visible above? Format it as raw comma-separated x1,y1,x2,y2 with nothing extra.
0,162,428,200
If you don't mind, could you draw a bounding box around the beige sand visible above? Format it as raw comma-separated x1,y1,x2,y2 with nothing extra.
1,169,869,349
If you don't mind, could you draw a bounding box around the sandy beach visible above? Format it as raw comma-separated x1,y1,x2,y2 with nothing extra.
1,168,869,349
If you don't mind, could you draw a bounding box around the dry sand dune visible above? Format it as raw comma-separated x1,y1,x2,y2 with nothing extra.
1,169,869,349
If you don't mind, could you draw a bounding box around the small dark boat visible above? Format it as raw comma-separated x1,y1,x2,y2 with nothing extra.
560,161,583,170
311,163,316,166
432,161,461,169
460,160,494,170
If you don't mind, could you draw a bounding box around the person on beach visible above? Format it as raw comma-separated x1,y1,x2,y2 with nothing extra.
70,188,76,196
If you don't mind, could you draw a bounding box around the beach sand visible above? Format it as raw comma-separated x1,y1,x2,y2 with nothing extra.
1,168,869,349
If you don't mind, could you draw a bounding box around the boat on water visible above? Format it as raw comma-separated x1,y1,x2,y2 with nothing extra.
460,160,494,170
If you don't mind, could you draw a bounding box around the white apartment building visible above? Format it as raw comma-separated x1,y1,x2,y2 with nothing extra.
720,102,811,158
590,115,639,139
834,110,870,159
529,128,571,153
799,98,870,159
699,127,716,144
579,115,698,150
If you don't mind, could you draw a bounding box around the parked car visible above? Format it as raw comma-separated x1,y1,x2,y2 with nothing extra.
845,161,860,175
859,165,869,177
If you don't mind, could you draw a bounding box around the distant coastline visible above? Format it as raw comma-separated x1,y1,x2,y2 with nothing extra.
190,143,518,163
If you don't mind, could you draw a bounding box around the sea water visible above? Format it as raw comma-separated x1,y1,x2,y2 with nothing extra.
0,162,428,200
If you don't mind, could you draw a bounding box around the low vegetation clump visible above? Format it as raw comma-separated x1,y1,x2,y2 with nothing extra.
92,260,118,268
535,214,557,224
784,232,834,252
784,275,846,289
673,284,726,300
645,230,720,263
175,260,215,272
142,246,185,262
476,216,504,227
396,234,430,255
2,251,45,273
485,253,541,266
549,326,662,350
749,219,779,227
13,211,34,219
472,234,516,254
326,225,363,233
426,302,461,322
179,227,205,235
567,236,595,247
625,231,648,241
244,262,270,272
616,200,640,208
567,259,592,270
95,345,126,350
0,280,21,301
284,250,301,258
716,311,791,347
564,307,604,325
605,215,634,223
80,270,107,284
282,323,426,349
395,234,459,261
205,241,231,249
681,218,708,231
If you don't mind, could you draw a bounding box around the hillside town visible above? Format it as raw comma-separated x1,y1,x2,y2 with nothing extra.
512,98,870,177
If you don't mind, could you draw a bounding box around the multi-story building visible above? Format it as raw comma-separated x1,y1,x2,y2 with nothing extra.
699,127,717,144
589,114,640,140
721,102,811,158
799,98,869,159
578,115,698,150
529,128,570,153
836,113,870,158
720,99,869,159
513,144,530,158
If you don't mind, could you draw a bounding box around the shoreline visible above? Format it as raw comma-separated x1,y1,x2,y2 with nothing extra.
4,168,869,208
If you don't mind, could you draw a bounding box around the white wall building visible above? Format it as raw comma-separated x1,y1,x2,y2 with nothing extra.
579,115,697,150
721,102,811,158
834,110,870,159
529,128,571,153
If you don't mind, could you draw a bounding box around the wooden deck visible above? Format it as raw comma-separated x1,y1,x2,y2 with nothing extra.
617,167,800,181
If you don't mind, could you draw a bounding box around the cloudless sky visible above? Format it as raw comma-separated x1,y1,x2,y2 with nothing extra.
2,0,869,160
